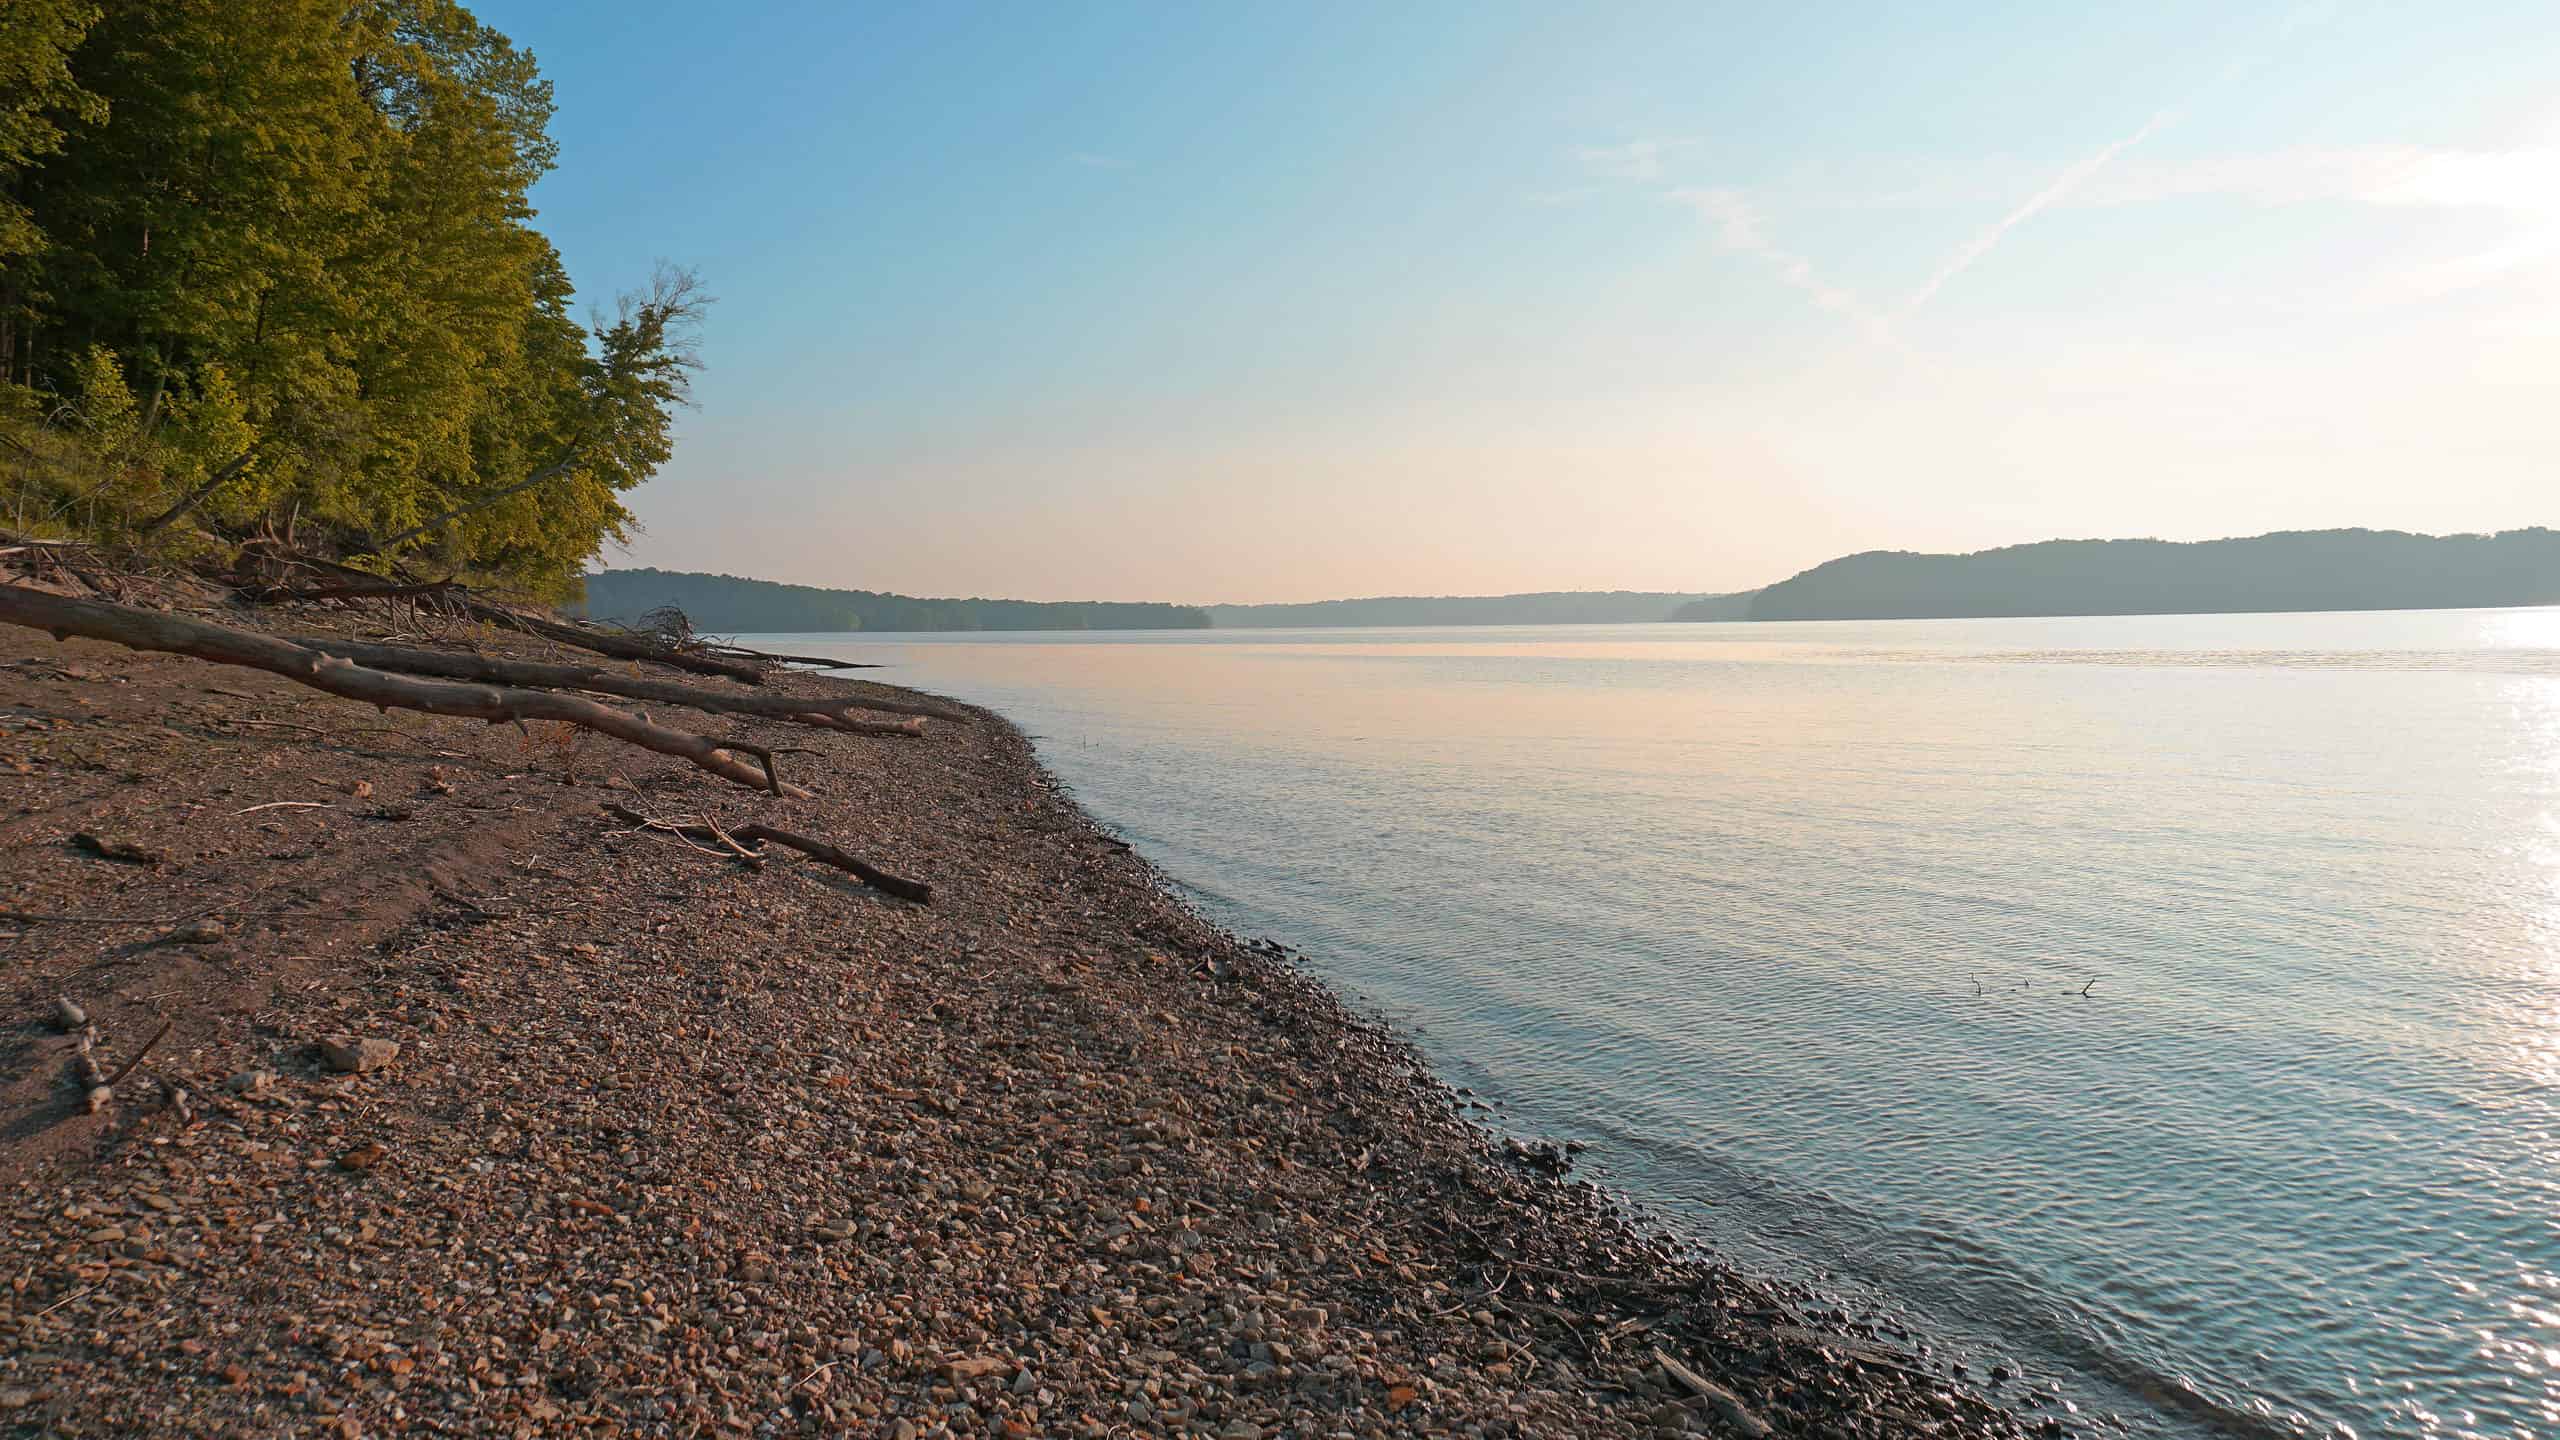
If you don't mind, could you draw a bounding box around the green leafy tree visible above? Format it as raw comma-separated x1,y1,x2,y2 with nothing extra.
0,0,705,595
0,0,106,380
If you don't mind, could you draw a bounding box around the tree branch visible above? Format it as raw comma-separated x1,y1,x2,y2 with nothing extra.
133,446,260,536
362,452,580,555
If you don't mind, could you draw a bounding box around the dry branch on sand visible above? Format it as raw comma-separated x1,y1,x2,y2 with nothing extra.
602,803,930,902
0,584,802,796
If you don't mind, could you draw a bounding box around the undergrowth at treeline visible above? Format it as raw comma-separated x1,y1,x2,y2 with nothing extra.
0,1,704,600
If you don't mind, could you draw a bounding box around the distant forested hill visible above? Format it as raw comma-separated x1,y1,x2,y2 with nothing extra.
1745,528,2560,621
577,569,1210,632
1666,593,1757,621
1208,591,1734,627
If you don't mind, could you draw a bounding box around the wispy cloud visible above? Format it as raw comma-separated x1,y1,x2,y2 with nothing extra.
1904,112,2169,312
1577,138,1698,182
2081,138,2560,302
1067,151,1131,171
2083,142,2560,213
1671,187,1895,344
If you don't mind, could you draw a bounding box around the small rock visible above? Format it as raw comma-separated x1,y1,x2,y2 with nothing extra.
71,831,164,865
345,779,373,799
84,1085,112,1114
1219,1424,1264,1440
319,1036,399,1074
51,997,85,1030
337,1142,388,1171
942,1356,1005,1381
173,918,226,945
224,1069,277,1096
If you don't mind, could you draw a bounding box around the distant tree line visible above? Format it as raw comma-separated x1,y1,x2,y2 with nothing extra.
1727,528,2560,621
1,1,699,596
1210,591,1735,627
577,569,1212,633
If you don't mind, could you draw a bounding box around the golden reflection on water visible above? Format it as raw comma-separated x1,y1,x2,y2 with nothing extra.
818,606,2560,1440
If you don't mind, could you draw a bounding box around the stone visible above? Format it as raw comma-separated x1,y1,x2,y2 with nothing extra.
84,1086,111,1114
319,1036,399,1074
942,1356,1005,1382
224,1069,277,1096
50,997,85,1030
173,918,227,944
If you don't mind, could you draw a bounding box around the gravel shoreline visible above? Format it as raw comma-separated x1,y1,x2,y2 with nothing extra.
0,623,2050,1438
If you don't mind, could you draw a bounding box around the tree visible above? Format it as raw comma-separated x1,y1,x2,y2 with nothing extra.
0,0,106,381
0,0,704,596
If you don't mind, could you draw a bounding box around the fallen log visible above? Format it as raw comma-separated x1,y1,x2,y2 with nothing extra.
0,585,805,796
702,645,882,671
233,540,769,685
466,600,770,685
250,578,462,605
296,637,958,727
602,804,929,902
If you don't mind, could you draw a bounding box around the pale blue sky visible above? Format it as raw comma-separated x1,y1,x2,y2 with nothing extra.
492,1,2559,601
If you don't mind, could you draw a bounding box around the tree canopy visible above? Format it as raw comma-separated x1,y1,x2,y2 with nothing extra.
0,0,700,596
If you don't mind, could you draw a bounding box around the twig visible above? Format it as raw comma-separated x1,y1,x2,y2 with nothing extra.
234,800,336,815
35,1284,96,1318
1651,1347,1773,1438
697,815,764,865
105,1018,173,1086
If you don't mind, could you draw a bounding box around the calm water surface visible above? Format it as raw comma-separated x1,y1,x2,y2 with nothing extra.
753,610,2560,1439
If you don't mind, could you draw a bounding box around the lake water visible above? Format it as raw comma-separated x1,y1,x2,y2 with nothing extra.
753,610,2560,1439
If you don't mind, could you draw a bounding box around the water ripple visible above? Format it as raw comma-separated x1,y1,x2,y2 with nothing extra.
764,608,2560,1439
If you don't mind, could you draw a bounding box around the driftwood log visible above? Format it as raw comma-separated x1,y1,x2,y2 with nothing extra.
603,803,929,902
465,601,769,685
0,584,805,796
233,540,770,686
296,637,955,730
700,645,881,671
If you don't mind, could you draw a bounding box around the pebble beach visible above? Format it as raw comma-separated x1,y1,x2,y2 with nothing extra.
0,619,2049,1438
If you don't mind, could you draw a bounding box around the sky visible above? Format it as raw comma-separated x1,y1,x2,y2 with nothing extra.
490,0,2559,603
